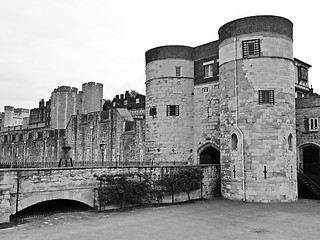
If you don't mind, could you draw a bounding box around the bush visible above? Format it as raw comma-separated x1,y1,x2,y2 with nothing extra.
97,173,153,209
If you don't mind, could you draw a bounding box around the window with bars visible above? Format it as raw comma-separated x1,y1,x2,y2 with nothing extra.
166,105,179,116
175,66,181,77
258,90,274,105
309,118,319,132
149,107,157,117
242,39,260,58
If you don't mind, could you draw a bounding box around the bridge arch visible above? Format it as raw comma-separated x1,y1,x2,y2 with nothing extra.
15,189,94,213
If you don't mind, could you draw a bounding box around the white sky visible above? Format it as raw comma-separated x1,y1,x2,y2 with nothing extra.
0,0,319,111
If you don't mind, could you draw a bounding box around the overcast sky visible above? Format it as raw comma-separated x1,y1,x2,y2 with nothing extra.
0,0,319,111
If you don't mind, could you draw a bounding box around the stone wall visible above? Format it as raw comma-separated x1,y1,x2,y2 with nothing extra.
193,82,220,163
66,109,144,166
0,128,66,166
296,95,320,167
0,165,219,223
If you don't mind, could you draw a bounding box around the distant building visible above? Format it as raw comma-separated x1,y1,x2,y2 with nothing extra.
103,90,145,110
50,82,103,129
3,106,29,128
0,112,4,131
29,99,51,127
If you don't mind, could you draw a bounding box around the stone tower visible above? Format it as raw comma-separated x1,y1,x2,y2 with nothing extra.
218,16,297,202
82,82,103,114
145,46,194,163
50,86,79,129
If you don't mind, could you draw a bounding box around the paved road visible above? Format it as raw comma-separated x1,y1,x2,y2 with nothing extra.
1,198,320,240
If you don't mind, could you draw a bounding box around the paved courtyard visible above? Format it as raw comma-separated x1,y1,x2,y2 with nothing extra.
1,198,320,240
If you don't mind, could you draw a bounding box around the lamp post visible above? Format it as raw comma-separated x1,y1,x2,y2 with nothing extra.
99,140,106,166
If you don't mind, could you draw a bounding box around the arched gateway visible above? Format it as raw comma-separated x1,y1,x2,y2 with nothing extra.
198,143,220,165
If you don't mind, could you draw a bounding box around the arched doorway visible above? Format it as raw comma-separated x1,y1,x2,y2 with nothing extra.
302,145,320,174
199,146,220,164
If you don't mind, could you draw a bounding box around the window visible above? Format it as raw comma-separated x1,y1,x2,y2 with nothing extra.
38,132,43,139
175,66,181,77
149,107,157,117
204,62,214,78
81,114,88,123
288,133,293,151
202,87,209,93
167,105,179,116
124,100,128,106
136,98,140,104
258,90,274,105
124,121,134,132
231,133,238,150
100,111,109,120
298,66,308,81
309,118,319,132
242,39,260,58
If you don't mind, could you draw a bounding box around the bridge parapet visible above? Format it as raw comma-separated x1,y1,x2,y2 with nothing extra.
0,165,220,224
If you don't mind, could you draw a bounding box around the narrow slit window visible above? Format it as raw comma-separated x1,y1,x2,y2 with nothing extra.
288,133,293,151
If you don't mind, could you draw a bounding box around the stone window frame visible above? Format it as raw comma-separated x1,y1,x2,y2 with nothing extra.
203,60,214,79
309,118,319,132
242,39,260,58
231,133,238,151
202,87,209,93
149,107,157,118
175,66,181,77
166,105,179,116
258,90,274,105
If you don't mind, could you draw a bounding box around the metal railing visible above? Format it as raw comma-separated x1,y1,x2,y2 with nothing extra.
0,160,190,169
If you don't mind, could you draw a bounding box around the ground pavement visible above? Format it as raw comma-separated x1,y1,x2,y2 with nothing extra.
1,198,319,240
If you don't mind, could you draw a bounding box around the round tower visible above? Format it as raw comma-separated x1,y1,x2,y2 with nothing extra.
145,46,194,164
218,16,297,202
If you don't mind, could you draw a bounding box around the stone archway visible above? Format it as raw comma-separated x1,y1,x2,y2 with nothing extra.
302,144,320,174
198,143,220,164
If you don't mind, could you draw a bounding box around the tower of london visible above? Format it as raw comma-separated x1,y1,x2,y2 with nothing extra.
0,15,318,203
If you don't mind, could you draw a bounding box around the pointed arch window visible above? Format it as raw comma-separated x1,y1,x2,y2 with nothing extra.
231,133,238,150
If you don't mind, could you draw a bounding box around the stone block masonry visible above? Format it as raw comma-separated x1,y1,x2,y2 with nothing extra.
0,165,219,224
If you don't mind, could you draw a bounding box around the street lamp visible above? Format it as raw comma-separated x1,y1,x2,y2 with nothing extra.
99,140,106,166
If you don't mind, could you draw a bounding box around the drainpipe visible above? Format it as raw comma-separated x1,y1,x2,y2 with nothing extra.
234,38,246,202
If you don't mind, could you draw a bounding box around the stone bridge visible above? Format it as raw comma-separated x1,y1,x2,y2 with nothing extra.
0,165,219,224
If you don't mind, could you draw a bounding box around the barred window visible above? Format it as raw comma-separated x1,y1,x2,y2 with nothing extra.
149,107,157,117
175,66,181,77
167,105,179,116
243,39,260,58
259,90,274,105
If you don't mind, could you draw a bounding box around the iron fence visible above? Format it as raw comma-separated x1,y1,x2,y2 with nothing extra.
0,160,189,169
